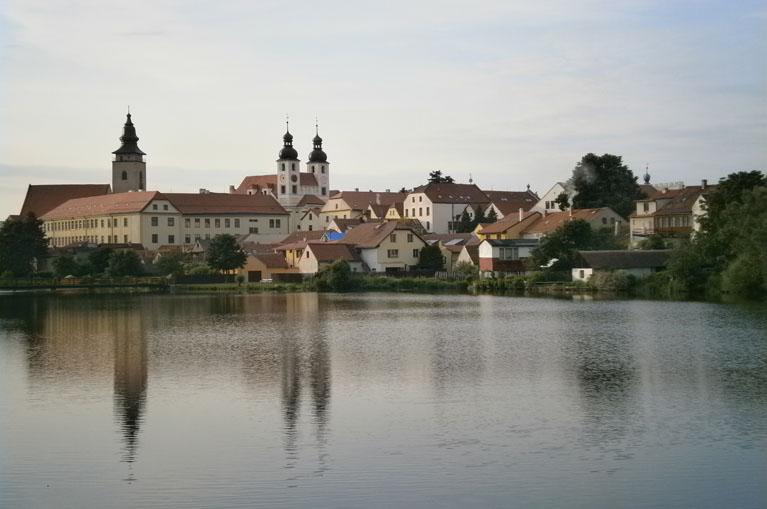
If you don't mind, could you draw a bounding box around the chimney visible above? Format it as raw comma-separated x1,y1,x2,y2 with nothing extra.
385,189,390,193
614,221,620,236
354,187,359,192
701,179,707,189
229,185,235,193
376,193,381,205
518,207,523,222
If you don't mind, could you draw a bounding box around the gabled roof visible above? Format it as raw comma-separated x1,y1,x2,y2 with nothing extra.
329,217,365,232
525,208,620,235
577,250,671,269
460,244,479,264
20,184,111,218
326,191,408,211
653,186,712,215
483,190,538,215
163,193,288,215
480,211,541,235
367,203,389,218
276,229,327,249
233,175,276,194
412,183,489,204
250,252,290,268
422,233,476,244
338,220,424,249
296,194,325,207
306,242,361,262
42,191,161,219
481,238,539,247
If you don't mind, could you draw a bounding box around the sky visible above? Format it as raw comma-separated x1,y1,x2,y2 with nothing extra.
1,0,766,218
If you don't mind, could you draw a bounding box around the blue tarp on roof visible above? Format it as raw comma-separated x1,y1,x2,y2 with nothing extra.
324,231,345,241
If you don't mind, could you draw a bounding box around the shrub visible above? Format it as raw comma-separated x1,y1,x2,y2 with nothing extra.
453,261,478,281
721,253,765,299
588,270,637,292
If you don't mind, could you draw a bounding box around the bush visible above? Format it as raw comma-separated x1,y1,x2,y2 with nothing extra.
316,260,356,292
721,253,765,299
453,261,478,281
588,270,637,292
106,250,144,277
185,263,215,276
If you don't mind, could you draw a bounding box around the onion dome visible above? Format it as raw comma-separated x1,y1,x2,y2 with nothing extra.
112,113,146,155
278,128,298,160
307,124,328,163
643,165,651,184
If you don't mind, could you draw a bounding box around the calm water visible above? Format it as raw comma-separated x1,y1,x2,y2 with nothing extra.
0,292,766,508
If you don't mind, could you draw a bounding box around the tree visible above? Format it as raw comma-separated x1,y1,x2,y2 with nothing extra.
554,192,570,211
107,250,144,277
638,234,666,250
206,234,246,272
155,251,185,276
472,206,487,229
0,214,49,277
428,170,454,184
571,153,643,218
456,210,473,233
485,207,498,223
88,247,114,275
530,219,619,271
53,255,84,277
317,260,355,292
417,243,445,271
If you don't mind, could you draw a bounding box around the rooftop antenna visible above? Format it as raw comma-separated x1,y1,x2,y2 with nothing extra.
468,173,473,184
286,114,290,132
315,115,319,136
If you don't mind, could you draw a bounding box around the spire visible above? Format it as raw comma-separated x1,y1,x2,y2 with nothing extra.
279,116,298,160
643,164,651,185
112,111,146,155
308,118,327,163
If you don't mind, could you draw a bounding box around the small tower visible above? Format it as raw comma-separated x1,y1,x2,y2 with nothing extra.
276,120,301,207
643,164,651,185
307,120,329,198
112,112,147,193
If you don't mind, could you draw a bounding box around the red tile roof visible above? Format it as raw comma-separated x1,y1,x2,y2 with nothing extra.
251,252,290,268
163,193,288,215
307,242,361,262
525,208,618,235
20,184,111,218
337,220,424,249
327,191,408,211
42,191,161,219
413,183,489,204
233,175,276,194
480,211,541,235
297,194,325,206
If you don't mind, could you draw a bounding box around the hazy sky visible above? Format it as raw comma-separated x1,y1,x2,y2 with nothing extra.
1,0,766,218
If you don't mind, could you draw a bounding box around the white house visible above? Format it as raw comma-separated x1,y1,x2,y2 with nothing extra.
403,183,489,233
571,250,671,282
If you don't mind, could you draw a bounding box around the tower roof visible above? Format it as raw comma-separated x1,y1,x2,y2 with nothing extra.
112,113,146,156
308,122,328,163
278,123,299,161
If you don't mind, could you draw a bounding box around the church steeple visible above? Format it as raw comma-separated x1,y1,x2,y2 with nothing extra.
278,118,299,161
113,112,146,156
308,120,327,163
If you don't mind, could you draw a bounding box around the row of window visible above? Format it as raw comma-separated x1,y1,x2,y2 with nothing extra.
388,233,415,243
46,217,129,232
656,215,690,228
405,207,430,217
386,249,421,259
498,247,520,261
150,217,283,229
50,234,129,246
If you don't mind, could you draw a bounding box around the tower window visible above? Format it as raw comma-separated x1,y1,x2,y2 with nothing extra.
291,163,296,171
281,185,286,194
292,185,297,194
321,166,325,174
321,187,326,195
121,171,127,180
281,163,285,171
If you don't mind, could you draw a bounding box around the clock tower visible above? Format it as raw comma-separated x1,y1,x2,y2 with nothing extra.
276,122,300,207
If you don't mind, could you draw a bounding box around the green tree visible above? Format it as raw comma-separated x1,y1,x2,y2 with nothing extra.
456,210,473,233
0,214,49,277
554,192,570,211
155,251,186,276
206,234,246,272
317,260,355,292
417,243,445,271
472,206,487,229
638,234,666,250
485,207,498,223
530,219,619,271
53,255,84,277
428,170,454,184
571,153,643,218
107,250,144,276
88,247,114,275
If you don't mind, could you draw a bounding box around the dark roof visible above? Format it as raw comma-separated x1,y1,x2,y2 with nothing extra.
480,211,540,235
20,184,111,217
654,186,712,215
307,243,361,262
297,194,325,207
413,183,489,204
481,238,539,247
251,252,290,268
329,217,364,232
577,250,672,269
338,220,424,249
308,132,328,163
327,191,408,211
461,244,479,264
163,193,288,215
112,113,146,155
483,190,538,215
278,130,298,160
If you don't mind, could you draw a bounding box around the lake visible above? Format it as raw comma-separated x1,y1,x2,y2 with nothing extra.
1,292,766,508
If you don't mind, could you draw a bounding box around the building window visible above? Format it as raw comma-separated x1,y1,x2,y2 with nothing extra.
269,219,275,228
168,235,175,244
194,234,201,241
291,163,296,171
308,225,313,231
234,219,240,228
426,221,430,230
292,185,297,194
185,235,191,244
151,233,158,243
426,207,430,215
390,233,397,242
321,187,326,195
405,209,408,217
163,204,168,211
280,185,286,194
579,269,585,279
249,227,258,234
124,235,128,243
418,196,422,202
215,218,220,228
321,165,325,174
153,204,158,210
281,163,285,171
643,202,649,213
205,218,211,228
306,250,310,258
412,248,419,258
185,218,191,228
387,249,399,259
225,218,231,228
499,247,519,260
121,171,127,180
168,217,175,226
602,217,607,224
418,207,422,216
151,216,158,226
194,218,200,227
407,233,414,242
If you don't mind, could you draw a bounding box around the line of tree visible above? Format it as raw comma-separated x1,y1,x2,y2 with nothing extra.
428,170,455,184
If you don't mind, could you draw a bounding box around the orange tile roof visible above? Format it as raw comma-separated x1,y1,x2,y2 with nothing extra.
480,211,541,235
525,208,615,235
20,184,111,218
337,220,424,249
327,191,408,211
251,252,290,268
296,194,326,207
42,191,161,219
233,175,276,194
163,193,288,215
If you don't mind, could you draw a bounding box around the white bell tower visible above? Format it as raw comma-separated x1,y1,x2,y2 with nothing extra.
276,119,301,207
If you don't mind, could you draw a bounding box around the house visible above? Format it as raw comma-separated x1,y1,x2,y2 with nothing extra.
521,208,625,239
629,181,714,247
275,230,328,267
339,221,427,273
40,191,291,250
478,239,539,276
531,182,575,213
238,252,300,282
456,244,480,266
328,217,366,233
572,250,671,282
423,233,479,273
403,182,489,233
476,210,541,240
319,190,407,225
297,242,364,275
483,189,539,219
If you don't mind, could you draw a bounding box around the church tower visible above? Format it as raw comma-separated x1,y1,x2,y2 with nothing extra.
112,112,146,193
307,121,329,198
276,121,300,206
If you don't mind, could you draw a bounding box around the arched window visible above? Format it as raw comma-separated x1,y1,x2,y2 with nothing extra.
281,163,285,171
291,163,296,171
121,171,127,180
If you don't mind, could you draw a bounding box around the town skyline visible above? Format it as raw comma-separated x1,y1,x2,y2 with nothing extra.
2,1,766,218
